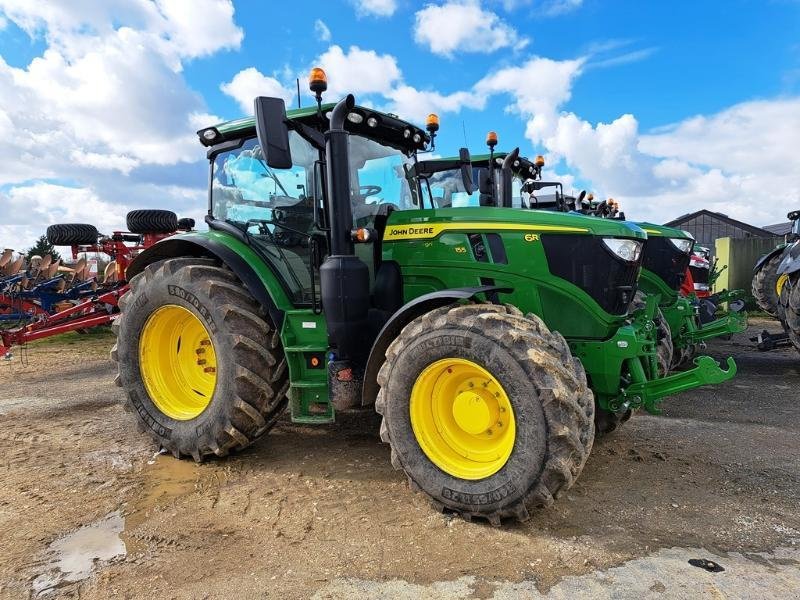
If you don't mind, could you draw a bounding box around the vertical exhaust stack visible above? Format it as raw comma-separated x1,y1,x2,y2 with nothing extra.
320,95,371,367
500,147,520,208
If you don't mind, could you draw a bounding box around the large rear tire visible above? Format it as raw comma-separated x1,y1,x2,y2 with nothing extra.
126,209,179,234
111,258,288,460
752,253,783,316
47,223,99,246
375,304,594,524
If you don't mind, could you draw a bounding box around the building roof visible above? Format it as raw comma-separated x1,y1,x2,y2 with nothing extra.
664,209,775,237
763,222,792,236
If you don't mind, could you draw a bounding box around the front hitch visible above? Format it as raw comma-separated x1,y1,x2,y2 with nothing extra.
617,355,737,414
685,309,748,344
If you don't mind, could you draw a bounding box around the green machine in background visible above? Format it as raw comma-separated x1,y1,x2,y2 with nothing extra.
412,144,746,378
109,70,734,524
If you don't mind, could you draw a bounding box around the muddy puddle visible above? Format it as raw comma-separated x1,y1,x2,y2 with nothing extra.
32,511,126,596
30,453,218,595
121,452,227,554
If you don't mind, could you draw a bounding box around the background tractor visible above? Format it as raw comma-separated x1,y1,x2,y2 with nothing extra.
752,210,800,316
112,72,734,524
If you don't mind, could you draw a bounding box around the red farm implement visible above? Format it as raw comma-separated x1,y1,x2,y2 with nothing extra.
1,210,192,359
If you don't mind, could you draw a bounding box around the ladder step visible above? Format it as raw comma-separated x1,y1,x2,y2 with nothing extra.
290,381,328,389
284,345,328,353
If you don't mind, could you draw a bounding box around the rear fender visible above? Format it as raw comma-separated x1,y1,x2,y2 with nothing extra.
126,235,286,327
361,286,512,407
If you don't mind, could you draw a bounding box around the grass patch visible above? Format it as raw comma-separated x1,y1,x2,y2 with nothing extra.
26,326,116,348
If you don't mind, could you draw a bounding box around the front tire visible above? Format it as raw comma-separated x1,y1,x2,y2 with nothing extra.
375,304,594,524
752,253,783,316
111,258,288,460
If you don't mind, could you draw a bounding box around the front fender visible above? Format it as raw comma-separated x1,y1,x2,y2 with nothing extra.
360,285,511,407
126,232,290,327
754,244,786,272
777,241,800,276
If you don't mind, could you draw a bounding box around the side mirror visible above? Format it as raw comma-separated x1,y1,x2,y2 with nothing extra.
458,147,474,194
254,96,292,169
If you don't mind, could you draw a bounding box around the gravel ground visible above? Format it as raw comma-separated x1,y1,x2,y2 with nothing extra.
0,319,797,599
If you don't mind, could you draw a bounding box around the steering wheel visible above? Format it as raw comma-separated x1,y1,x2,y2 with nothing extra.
360,185,382,199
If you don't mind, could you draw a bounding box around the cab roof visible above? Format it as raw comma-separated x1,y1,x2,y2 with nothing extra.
198,102,430,154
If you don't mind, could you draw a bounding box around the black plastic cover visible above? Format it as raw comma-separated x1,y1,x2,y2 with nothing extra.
642,237,690,291
541,234,641,315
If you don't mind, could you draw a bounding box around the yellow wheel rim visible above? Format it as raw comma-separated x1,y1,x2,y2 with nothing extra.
776,274,789,297
409,358,515,480
139,305,217,420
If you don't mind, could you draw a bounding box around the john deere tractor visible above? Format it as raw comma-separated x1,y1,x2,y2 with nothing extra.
112,71,734,523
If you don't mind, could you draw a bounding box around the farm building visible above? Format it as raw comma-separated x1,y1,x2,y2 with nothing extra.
665,209,777,255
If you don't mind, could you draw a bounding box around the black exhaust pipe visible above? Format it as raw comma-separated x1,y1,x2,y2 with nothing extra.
499,147,519,208
320,95,371,365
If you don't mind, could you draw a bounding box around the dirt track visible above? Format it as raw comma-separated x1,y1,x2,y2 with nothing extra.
0,321,798,598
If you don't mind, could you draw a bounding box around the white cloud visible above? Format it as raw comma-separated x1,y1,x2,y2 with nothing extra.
386,85,486,120
497,0,584,14
351,0,398,17
316,45,402,97
314,19,332,42
539,0,583,16
481,54,800,225
475,56,584,119
153,0,243,59
69,150,140,175
414,1,528,57
220,67,296,114
0,0,242,248
221,45,403,114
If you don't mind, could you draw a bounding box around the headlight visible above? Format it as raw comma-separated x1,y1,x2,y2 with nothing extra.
347,112,364,124
602,238,642,262
668,237,693,254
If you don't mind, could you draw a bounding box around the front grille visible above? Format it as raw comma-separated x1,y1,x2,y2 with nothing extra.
689,265,709,284
642,237,690,291
541,235,641,315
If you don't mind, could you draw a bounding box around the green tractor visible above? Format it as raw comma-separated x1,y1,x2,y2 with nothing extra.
411,145,746,375
752,210,800,316
112,74,735,523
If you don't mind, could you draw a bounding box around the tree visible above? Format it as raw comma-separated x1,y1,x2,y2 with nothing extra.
25,235,61,262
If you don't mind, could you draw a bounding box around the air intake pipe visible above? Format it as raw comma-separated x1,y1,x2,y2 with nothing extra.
320,95,371,364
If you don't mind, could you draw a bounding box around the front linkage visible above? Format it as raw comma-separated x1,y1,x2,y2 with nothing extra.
571,293,737,415
669,293,747,348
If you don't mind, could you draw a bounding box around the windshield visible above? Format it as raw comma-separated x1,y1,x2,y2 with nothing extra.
347,135,416,224
417,168,481,208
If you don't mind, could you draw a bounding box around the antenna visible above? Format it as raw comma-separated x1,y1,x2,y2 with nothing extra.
296,78,301,109
462,121,468,147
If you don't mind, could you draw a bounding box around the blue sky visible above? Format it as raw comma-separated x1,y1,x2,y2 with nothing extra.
1,0,799,249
